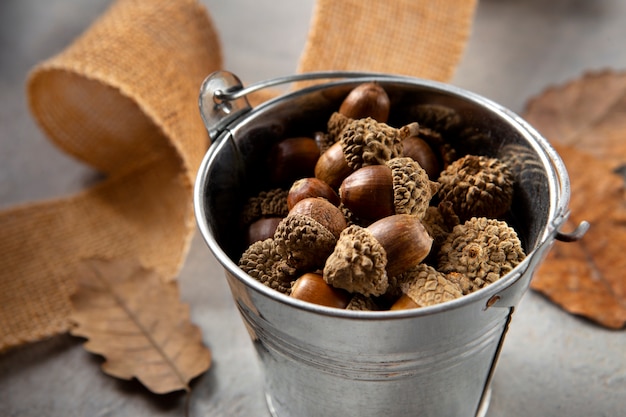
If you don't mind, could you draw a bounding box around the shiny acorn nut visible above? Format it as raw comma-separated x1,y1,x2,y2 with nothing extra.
367,214,433,278
339,82,391,123
339,165,395,223
289,197,347,239
287,177,340,210
290,272,351,308
402,136,440,180
314,141,354,190
245,217,283,246
268,137,320,186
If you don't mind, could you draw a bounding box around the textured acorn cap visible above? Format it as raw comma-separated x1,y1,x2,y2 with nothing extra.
421,202,460,258
437,154,514,221
345,293,381,311
399,264,463,307
274,213,337,272
316,112,352,154
323,224,388,296
386,156,439,219
340,117,419,170
437,217,526,289
241,188,289,225
238,238,295,294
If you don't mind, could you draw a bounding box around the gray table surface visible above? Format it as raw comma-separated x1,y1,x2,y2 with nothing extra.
1,0,625,416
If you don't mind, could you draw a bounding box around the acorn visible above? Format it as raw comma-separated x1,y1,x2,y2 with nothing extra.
367,214,433,278
314,141,354,190
339,157,439,224
287,177,340,210
290,272,351,308
402,136,440,180
246,217,283,246
268,137,320,186
288,197,347,239
338,82,391,122
323,214,433,296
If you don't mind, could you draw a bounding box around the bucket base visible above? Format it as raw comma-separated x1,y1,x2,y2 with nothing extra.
264,388,492,417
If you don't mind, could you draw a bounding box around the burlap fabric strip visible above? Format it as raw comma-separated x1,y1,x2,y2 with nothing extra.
0,0,477,352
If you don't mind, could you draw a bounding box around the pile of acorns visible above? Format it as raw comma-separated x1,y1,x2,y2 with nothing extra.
238,82,526,311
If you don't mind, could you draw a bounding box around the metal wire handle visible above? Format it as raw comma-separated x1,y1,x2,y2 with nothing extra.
212,71,413,102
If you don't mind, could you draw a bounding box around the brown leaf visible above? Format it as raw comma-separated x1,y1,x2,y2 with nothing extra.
524,70,626,329
69,258,211,394
524,69,626,170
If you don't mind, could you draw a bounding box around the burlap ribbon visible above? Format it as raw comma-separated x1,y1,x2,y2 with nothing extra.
0,0,477,352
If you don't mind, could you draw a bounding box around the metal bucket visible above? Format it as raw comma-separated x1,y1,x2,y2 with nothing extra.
194,71,587,417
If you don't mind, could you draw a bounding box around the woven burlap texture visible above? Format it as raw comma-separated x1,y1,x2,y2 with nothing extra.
0,0,477,352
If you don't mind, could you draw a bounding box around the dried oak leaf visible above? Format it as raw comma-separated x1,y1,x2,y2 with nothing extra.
524,70,626,329
69,258,211,394
524,69,626,170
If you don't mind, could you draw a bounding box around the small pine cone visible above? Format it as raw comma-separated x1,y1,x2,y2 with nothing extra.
241,188,289,225
437,154,514,221
326,112,352,147
239,238,295,294
437,217,526,290
340,117,419,170
323,224,389,296
274,214,337,272
398,264,463,307
387,157,439,219
346,294,381,311
413,104,461,134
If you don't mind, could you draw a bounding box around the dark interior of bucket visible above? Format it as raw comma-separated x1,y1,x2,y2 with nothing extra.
199,80,552,263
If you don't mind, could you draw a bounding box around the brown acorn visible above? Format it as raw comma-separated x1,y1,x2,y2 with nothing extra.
323,214,433,296
314,141,354,190
339,164,395,223
339,82,391,122
290,273,351,308
402,136,440,180
246,217,283,246
268,137,320,186
367,214,433,278
287,177,340,210
288,197,347,239
339,157,438,224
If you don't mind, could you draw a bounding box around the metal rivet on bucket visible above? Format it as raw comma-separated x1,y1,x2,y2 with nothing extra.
194,71,588,417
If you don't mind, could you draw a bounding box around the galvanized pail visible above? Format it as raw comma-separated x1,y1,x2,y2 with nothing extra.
194,71,587,417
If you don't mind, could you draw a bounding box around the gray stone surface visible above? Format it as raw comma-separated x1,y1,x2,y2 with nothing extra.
1,0,625,416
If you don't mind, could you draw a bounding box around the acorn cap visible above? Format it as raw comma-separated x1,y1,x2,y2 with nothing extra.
437,154,514,221
323,224,389,297
340,117,419,170
326,112,352,148
397,264,463,307
437,217,526,289
274,214,337,272
238,238,295,294
386,156,439,219
241,188,289,225
345,293,381,311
